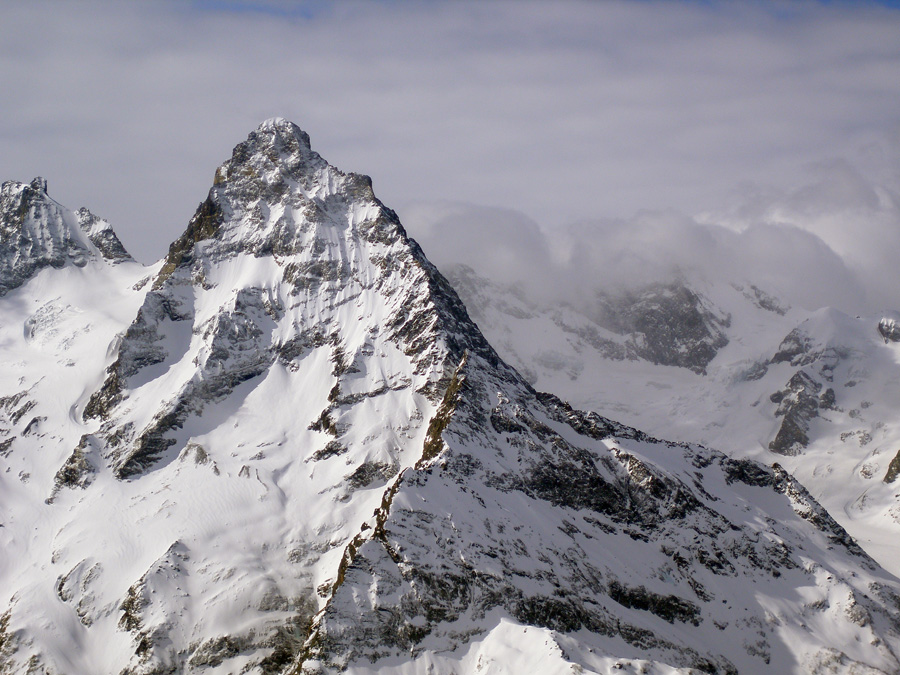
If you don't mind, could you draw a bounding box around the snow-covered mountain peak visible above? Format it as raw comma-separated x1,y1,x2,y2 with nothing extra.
216,117,317,187
212,116,369,213
257,116,314,147
151,117,391,286
85,119,503,481
0,176,133,296
29,175,48,192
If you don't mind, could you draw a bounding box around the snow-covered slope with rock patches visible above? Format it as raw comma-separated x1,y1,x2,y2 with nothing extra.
0,176,132,297
445,265,900,580
0,179,152,672
2,120,900,675
0,118,506,675
302,353,900,674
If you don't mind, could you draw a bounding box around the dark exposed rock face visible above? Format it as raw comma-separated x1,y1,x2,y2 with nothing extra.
768,371,833,456
771,328,814,366
153,195,223,289
49,434,98,499
75,207,133,263
593,283,731,374
765,319,858,456
878,315,900,343
0,178,132,296
885,449,900,484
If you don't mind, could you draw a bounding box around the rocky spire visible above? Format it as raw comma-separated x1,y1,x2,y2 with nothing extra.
0,177,132,296
84,118,502,477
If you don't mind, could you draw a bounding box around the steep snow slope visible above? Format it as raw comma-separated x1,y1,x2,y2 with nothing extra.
2,121,900,675
0,180,151,673
446,266,900,579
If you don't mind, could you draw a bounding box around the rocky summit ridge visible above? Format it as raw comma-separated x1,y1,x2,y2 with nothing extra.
1,120,900,674
0,176,132,296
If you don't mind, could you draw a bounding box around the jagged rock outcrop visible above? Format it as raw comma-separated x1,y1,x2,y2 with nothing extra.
878,313,900,343
885,449,900,484
769,370,836,456
763,314,868,456
593,282,731,374
769,319,853,383
0,177,132,296
75,206,133,263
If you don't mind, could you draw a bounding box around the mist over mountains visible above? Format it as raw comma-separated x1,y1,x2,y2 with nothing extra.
404,154,900,317
4,1,900,268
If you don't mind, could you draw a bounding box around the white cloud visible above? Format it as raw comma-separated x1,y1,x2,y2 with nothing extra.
405,146,900,315
405,198,870,315
1,0,899,315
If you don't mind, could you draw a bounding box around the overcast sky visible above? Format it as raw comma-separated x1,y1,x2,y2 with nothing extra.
3,0,900,312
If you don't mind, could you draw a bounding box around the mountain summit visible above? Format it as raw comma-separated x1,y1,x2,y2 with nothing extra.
0,176,131,295
1,121,900,674
83,117,502,479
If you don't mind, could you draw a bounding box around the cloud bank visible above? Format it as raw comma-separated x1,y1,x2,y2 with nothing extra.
405,156,900,315
2,1,900,314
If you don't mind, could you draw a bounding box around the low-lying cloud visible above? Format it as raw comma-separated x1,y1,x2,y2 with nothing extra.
404,155,899,315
